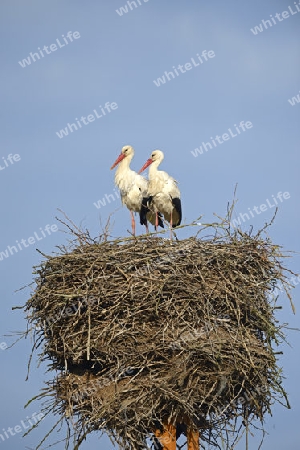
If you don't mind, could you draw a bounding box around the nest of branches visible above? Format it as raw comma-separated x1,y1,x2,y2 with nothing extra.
22,215,294,450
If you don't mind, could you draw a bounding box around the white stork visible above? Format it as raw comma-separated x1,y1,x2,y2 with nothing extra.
110,145,163,235
138,150,182,231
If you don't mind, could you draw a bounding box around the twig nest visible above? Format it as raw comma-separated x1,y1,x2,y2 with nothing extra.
24,224,293,449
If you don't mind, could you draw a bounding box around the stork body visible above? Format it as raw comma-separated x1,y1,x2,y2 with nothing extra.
139,150,182,230
110,146,163,235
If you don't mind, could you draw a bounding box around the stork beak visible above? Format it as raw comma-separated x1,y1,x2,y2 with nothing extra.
110,153,126,170
138,158,153,174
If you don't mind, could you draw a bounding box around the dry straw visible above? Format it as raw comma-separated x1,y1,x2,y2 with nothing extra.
19,208,295,450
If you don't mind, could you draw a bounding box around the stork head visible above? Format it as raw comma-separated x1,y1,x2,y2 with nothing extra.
110,145,134,169
138,150,164,173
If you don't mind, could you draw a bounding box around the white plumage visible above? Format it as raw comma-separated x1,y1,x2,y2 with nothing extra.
139,150,182,229
110,145,163,235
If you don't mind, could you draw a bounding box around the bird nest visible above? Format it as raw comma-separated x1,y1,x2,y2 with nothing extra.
21,215,295,450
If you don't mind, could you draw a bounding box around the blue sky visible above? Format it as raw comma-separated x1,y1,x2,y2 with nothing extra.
0,0,299,448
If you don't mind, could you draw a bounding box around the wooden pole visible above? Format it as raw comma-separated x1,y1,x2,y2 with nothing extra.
187,428,199,450
154,422,176,450
154,421,200,450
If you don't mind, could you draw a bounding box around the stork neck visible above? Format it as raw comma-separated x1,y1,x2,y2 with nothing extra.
149,159,161,177
116,155,133,175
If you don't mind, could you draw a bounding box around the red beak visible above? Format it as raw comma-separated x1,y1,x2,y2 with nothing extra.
138,158,153,174
110,153,126,170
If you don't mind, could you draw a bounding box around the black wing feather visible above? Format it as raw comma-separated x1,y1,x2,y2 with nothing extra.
140,197,164,228
172,197,182,227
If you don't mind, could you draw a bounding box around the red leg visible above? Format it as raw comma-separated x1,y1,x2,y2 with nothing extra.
155,212,159,229
130,210,136,236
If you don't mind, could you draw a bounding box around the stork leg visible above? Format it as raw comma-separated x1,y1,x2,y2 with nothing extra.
145,222,149,234
155,212,159,230
130,210,136,236
170,210,173,240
